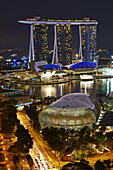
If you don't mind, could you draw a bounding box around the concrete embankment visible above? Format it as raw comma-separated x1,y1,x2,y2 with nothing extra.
14,79,72,85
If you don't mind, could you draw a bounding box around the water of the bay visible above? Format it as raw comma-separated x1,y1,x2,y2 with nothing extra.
4,78,113,100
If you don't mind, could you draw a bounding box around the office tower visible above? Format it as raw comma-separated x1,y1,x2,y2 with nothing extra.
97,49,110,66
81,19,97,62
97,49,109,59
33,24,48,62
56,24,72,65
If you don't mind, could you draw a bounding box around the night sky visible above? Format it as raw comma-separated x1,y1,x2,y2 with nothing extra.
1,0,113,54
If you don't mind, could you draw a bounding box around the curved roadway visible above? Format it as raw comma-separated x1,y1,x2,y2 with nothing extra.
17,110,61,170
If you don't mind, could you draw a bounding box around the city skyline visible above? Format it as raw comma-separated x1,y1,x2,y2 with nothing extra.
20,17,98,65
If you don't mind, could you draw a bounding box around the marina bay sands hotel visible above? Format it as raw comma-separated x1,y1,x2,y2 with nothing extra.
18,16,98,67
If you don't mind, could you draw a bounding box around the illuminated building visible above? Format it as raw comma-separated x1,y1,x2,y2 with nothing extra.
39,93,100,130
97,49,111,66
81,18,97,62
97,49,109,59
56,24,72,65
18,17,98,68
30,62,61,80
33,24,48,62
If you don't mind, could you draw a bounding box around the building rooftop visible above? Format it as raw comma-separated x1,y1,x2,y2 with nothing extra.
50,93,95,110
39,93,100,130
99,111,113,126
18,17,98,25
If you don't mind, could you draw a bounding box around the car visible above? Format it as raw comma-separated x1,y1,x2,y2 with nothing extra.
41,163,44,167
37,154,40,158
36,153,40,158
34,166,38,169
52,165,55,168
47,166,50,169
35,159,39,164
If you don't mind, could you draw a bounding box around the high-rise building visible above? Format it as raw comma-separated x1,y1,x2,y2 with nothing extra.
81,18,97,62
18,17,98,67
56,24,72,65
33,24,48,62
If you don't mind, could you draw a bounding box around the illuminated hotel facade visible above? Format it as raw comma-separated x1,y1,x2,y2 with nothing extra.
81,19,97,62
57,24,72,65
33,24,48,62
18,17,98,67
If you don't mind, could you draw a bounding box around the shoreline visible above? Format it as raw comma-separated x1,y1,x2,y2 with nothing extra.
1,75,113,86
14,75,113,85
14,79,72,85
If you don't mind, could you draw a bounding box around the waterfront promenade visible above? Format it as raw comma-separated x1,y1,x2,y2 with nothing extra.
9,74,113,85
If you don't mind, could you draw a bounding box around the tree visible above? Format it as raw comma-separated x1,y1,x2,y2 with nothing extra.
78,126,92,155
25,106,41,132
26,154,33,169
105,132,113,149
103,159,111,169
1,119,14,133
42,127,49,140
14,125,33,154
13,156,23,170
3,104,19,126
95,131,105,147
61,161,93,170
42,127,65,151
94,160,106,170
99,126,106,133
58,128,67,142
7,99,18,106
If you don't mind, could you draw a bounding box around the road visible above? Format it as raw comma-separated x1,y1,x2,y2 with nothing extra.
17,110,61,170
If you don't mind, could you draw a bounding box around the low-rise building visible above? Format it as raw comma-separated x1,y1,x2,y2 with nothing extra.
39,93,100,130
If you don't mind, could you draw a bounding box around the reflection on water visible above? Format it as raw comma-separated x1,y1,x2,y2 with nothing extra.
80,81,94,94
3,78,113,99
41,85,56,97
